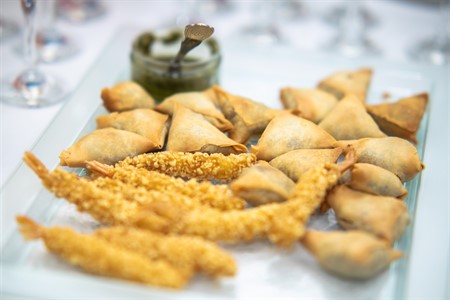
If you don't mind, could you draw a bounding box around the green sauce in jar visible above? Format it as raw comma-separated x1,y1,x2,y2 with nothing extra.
130,29,221,102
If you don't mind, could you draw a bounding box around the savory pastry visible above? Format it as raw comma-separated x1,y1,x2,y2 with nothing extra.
86,161,246,211
230,161,295,206
340,163,408,198
59,128,158,167
214,86,284,144
317,68,373,102
252,113,336,162
326,185,410,244
16,216,188,289
335,137,425,182
96,108,169,147
301,230,403,279
318,94,386,140
101,80,155,112
166,104,247,155
105,151,256,182
154,87,233,132
279,87,338,123
269,148,343,182
94,226,237,278
136,155,355,247
367,93,428,143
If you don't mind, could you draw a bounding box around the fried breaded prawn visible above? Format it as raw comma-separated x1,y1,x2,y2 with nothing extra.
106,151,256,182
87,162,245,210
23,152,168,232
94,226,237,278
16,216,188,289
137,154,356,248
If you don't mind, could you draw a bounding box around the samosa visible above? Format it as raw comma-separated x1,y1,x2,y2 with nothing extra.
101,81,155,112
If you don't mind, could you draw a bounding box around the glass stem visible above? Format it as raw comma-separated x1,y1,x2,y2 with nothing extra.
22,0,38,70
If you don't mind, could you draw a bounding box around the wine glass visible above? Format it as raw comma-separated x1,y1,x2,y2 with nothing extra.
409,0,449,65
323,1,379,57
0,18,20,41
1,0,65,107
35,0,79,62
57,0,106,23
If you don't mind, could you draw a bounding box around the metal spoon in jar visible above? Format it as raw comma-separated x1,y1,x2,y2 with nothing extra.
168,23,214,77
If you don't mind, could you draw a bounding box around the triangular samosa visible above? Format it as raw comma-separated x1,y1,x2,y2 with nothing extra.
301,230,403,279
230,161,295,206
214,86,283,144
166,104,247,155
317,68,373,102
341,163,408,199
327,185,410,244
155,87,233,132
335,137,424,182
59,128,156,167
367,93,428,144
269,148,342,182
96,109,169,149
280,87,338,123
252,113,336,162
318,94,386,140
101,81,155,112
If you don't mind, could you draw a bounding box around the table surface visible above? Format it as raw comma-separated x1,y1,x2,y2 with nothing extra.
1,1,449,299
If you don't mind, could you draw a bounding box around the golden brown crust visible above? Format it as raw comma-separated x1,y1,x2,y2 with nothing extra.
101,81,155,112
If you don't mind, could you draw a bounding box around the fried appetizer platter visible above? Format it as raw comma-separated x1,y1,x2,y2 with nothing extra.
155,87,233,132
367,93,428,143
301,230,403,279
101,80,155,112
16,67,429,291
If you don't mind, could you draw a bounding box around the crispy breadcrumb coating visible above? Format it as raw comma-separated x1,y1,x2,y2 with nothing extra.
113,151,256,182
137,157,355,247
87,162,245,210
94,226,237,278
23,152,169,232
16,216,188,289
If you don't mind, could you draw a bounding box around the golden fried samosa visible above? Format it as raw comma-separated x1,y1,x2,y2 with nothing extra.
230,161,295,206
280,87,338,123
252,113,336,162
318,94,386,140
166,104,247,155
327,185,410,244
214,86,283,144
96,109,169,148
269,148,342,182
335,137,424,182
59,128,157,167
155,88,233,132
317,68,373,102
101,81,155,112
341,163,408,198
301,230,403,279
367,93,428,144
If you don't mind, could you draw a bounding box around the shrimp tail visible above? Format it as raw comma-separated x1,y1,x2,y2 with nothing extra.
85,160,114,177
16,215,44,240
23,151,49,179
338,148,357,174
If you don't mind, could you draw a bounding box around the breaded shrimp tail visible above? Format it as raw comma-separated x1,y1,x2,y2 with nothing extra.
16,215,44,240
23,151,49,179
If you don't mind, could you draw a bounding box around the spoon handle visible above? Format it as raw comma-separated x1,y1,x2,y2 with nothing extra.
168,38,202,76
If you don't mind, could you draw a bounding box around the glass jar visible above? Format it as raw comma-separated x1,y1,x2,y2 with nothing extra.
130,29,221,102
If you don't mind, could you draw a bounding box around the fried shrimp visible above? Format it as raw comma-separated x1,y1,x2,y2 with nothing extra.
103,151,256,182
87,162,246,210
94,226,237,278
16,216,188,289
137,154,356,247
23,152,168,231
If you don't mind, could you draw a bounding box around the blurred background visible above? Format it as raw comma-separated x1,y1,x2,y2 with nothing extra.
0,0,449,186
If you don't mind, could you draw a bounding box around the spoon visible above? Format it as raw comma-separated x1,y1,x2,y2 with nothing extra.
168,23,214,76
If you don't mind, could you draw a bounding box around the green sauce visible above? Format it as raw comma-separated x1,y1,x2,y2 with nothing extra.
130,30,221,101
